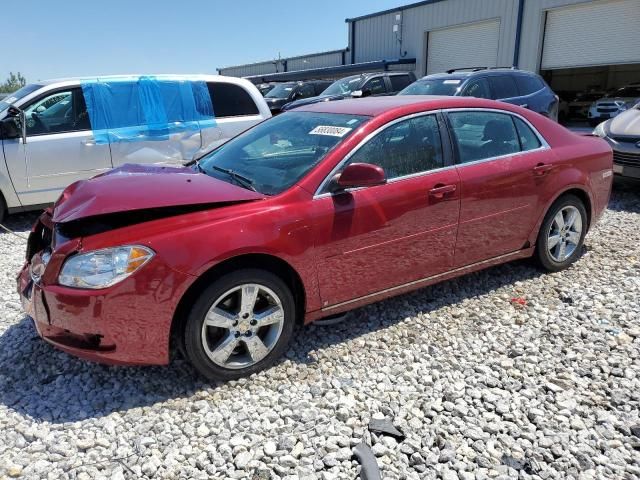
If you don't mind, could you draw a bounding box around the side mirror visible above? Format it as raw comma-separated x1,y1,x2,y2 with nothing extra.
0,116,21,140
333,163,386,191
351,90,363,98
4,105,26,143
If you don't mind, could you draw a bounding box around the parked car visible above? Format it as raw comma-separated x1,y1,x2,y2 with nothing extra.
399,68,559,121
567,91,606,119
18,96,612,380
280,71,416,112
256,83,276,96
263,80,332,114
593,103,640,180
588,84,640,126
0,74,271,220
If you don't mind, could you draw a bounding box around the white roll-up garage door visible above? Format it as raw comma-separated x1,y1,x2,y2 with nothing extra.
426,20,500,75
541,0,640,70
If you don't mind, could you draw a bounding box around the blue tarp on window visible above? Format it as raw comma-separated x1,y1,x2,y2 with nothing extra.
80,75,215,144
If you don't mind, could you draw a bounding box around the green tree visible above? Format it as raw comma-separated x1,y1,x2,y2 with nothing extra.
0,72,27,94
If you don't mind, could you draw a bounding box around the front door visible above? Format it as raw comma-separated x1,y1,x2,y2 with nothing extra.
446,109,551,266
312,113,460,307
3,88,112,206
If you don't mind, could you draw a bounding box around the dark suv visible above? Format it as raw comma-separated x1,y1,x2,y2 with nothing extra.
281,71,416,112
400,68,559,121
263,80,332,114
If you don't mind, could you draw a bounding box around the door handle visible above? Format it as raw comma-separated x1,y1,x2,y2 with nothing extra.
533,163,554,176
429,184,457,199
82,137,96,146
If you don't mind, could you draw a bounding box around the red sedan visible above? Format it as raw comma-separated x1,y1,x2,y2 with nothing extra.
18,96,613,380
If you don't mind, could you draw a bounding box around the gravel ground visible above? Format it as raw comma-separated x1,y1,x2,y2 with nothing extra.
0,185,639,480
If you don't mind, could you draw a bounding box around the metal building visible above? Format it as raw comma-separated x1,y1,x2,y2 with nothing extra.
218,49,348,78
219,0,640,93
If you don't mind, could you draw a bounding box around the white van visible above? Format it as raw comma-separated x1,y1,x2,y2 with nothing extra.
0,74,271,219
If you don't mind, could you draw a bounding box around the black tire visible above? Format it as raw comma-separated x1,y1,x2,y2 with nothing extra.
0,193,6,224
588,119,601,127
535,194,587,272
183,268,296,381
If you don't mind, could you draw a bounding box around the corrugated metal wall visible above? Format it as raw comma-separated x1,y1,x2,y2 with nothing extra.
517,0,635,72
287,51,345,71
351,0,519,76
218,61,279,77
218,50,346,78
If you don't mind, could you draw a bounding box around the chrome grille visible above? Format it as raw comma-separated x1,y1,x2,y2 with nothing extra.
613,150,640,167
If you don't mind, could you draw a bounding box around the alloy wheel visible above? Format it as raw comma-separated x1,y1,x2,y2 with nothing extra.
201,283,284,369
547,205,583,262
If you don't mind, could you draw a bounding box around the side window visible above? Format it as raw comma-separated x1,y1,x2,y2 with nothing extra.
363,77,387,95
448,111,520,163
513,117,542,151
23,89,90,136
340,115,443,181
515,75,544,96
207,82,260,117
461,78,491,99
296,84,315,99
389,75,412,92
488,75,519,99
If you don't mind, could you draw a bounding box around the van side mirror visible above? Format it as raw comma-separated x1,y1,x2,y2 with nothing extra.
3,105,26,143
351,90,363,98
0,116,21,140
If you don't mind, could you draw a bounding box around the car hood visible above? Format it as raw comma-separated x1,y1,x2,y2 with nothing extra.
607,108,640,136
282,94,345,111
52,163,266,223
265,97,288,108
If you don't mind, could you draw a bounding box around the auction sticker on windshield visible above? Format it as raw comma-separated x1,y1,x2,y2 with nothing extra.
309,126,352,137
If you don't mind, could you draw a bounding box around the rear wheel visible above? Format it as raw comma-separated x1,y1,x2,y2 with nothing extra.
183,269,296,381
535,195,587,272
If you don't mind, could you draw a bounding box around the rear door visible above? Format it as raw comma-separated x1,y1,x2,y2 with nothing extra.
445,109,552,267
102,78,204,167
3,87,112,206
312,113,460,307
388,74,413,94
200,81,264,152
487,75,521,105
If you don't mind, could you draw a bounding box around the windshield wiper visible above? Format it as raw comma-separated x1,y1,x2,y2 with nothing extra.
210,165,258,192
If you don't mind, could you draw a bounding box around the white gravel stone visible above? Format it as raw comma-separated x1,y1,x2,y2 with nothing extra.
0,188,639,479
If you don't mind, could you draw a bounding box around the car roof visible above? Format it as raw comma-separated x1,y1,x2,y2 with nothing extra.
294,95,515,117
420,68,532,81
32,74,246,86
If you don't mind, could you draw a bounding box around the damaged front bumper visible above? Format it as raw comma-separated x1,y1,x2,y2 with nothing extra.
17,212,196,366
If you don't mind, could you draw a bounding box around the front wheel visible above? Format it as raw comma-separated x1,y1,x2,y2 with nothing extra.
535,195,587,272
183,269,296,381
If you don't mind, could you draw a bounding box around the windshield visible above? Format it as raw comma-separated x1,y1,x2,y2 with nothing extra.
399,79,462,96
265,83,295,99
321,76,363,96
198,111,369,195
0,83,43,114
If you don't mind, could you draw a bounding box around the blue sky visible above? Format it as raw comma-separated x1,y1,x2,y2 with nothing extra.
1,0,407,83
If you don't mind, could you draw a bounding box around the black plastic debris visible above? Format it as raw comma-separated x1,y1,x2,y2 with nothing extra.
353,442,382,480
368,417,405,440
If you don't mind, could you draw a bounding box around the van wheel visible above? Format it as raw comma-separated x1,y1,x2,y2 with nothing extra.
535,195,587,272
0,194,6,223
183,269,296,381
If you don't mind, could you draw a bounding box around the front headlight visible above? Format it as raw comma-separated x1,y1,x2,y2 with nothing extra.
58,245,154,289
593,121,608,138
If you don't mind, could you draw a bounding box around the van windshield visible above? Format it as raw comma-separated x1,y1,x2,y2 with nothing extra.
0,84,43,114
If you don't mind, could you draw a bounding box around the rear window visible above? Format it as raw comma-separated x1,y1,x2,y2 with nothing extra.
515,75,544,96
207,82,259,117
389,75,413,92
488,75,519,99
399,79,462,96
